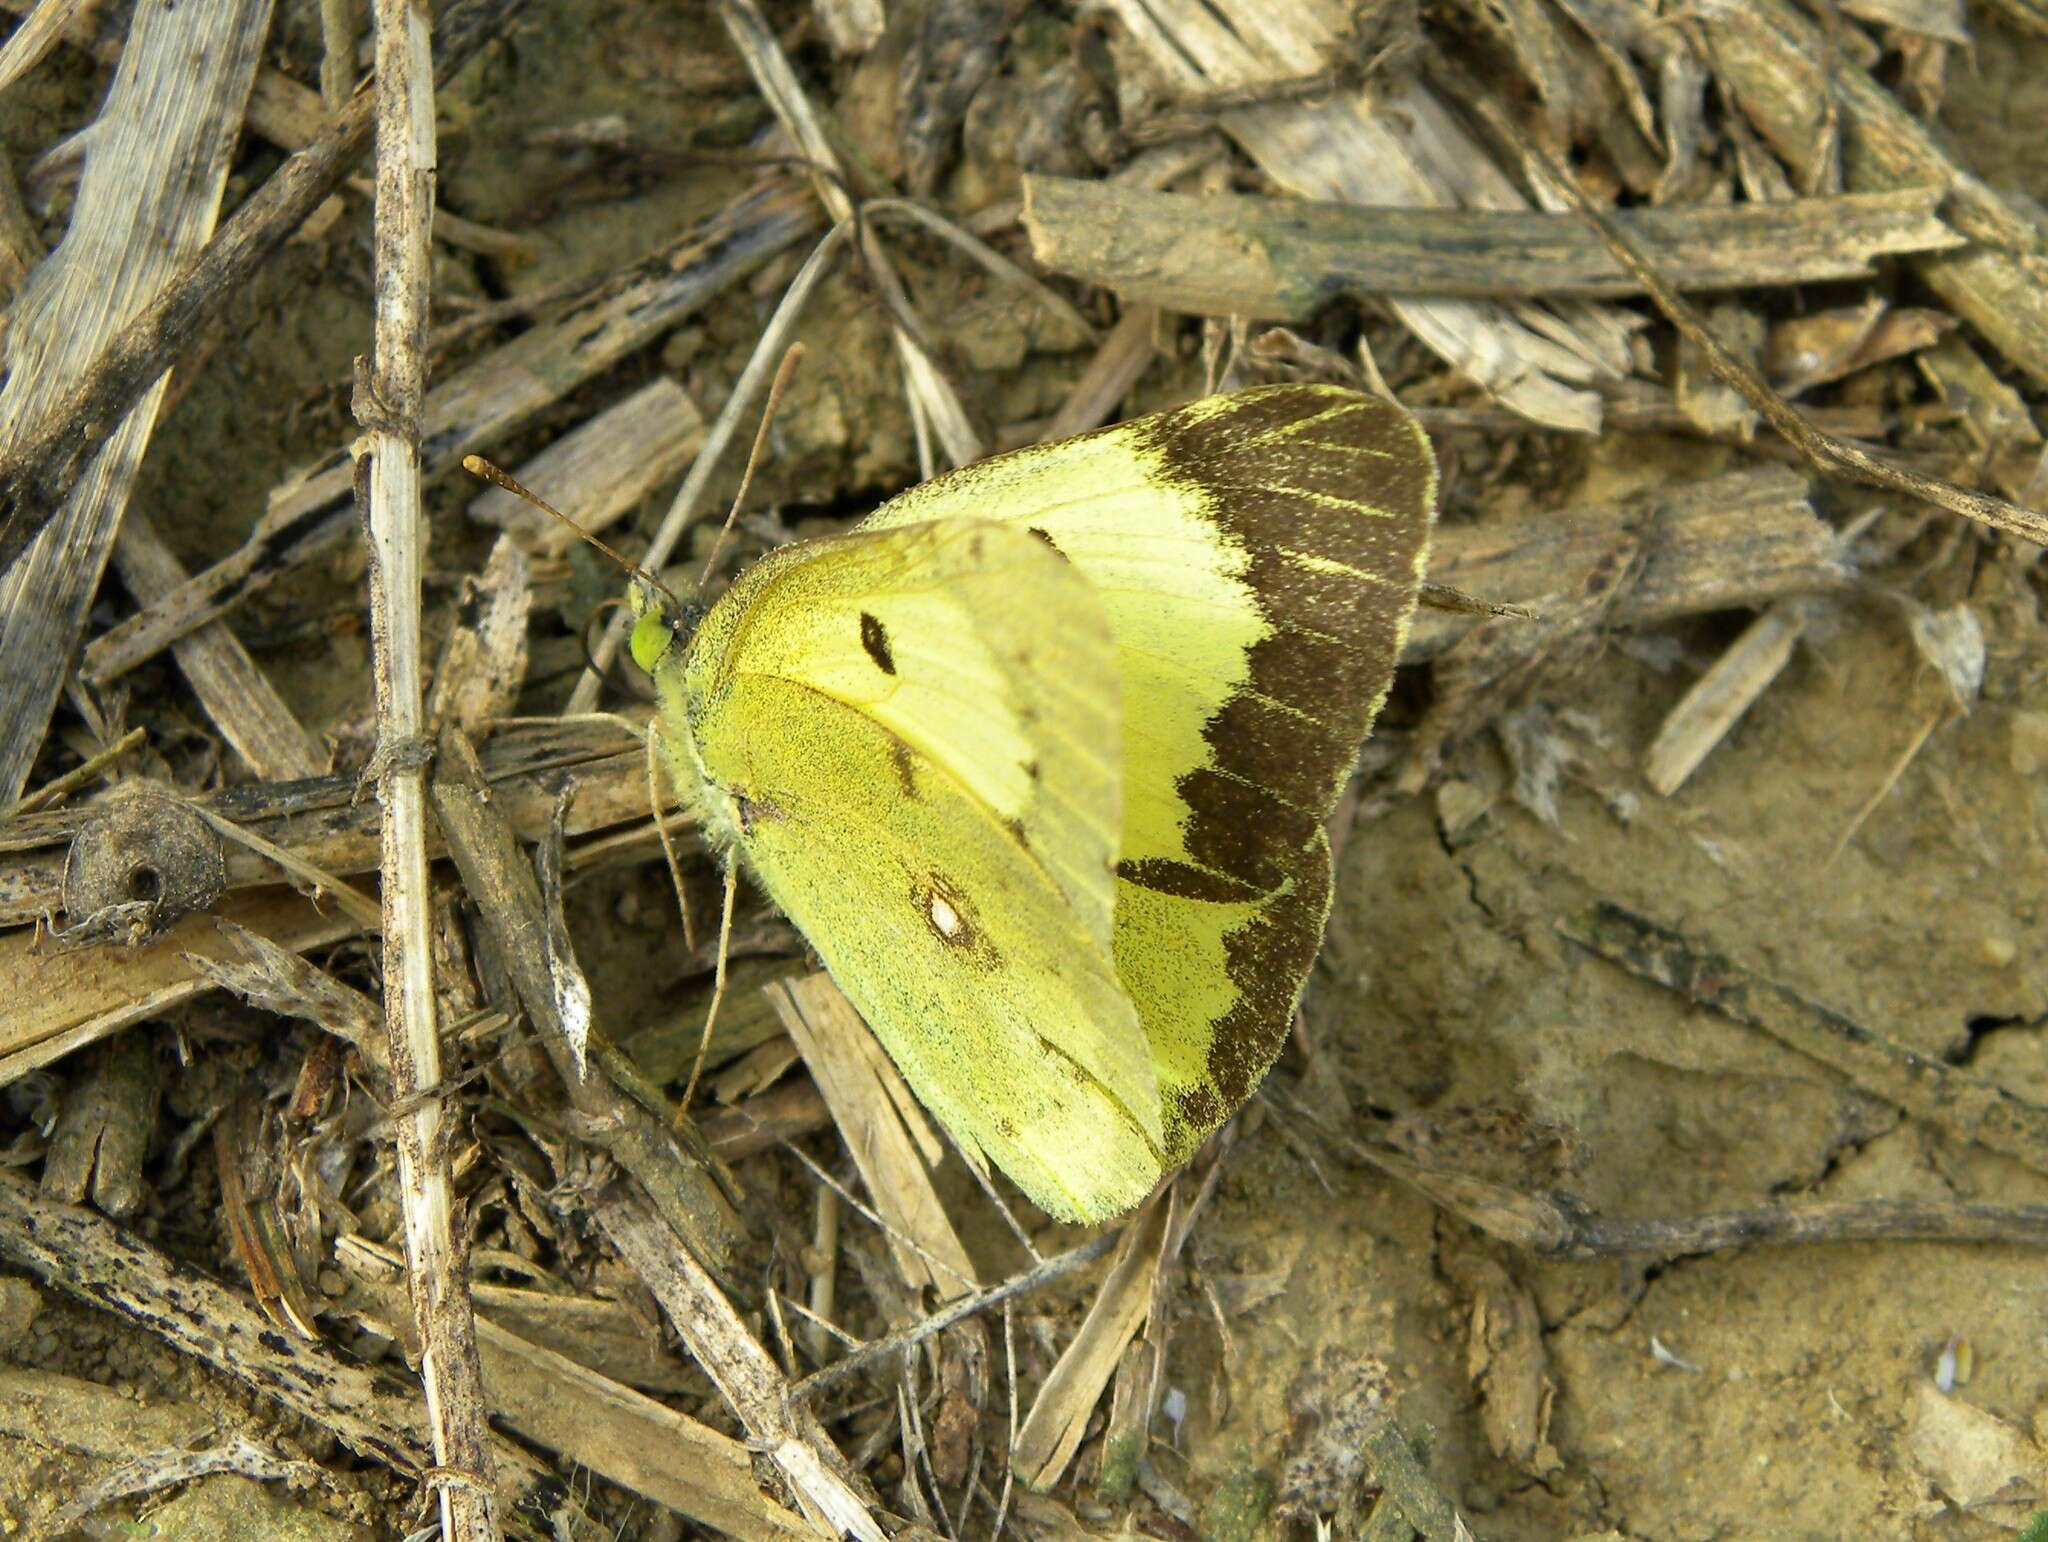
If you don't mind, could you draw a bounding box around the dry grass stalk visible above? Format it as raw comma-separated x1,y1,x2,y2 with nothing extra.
85,177,813,686
0,0,512,588
564,213,850,712
1012,1189,1177,1489
188,917,390,1077
430,725,747,1273
339,1268,819,1538
1643,600,1812,796
1440,49,2048,548
0,888,360,1087
1035,304,1162,443
424,535,532,741
110,511,326,780
0,0,94,98
181,798,382,927
5,726,144,818
356,3,496,1531
1023,178,1962,313
1103,0,1624,430
0,716,663,925
716,0,981,467
0,0,275,805
0,0,327,160
599,1189,887,1541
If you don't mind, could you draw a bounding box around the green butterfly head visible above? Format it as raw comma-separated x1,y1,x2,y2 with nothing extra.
627,582,706,677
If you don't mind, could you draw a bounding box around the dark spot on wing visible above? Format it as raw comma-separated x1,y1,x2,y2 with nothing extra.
912,872,1000,968
1028,527,1067,561
859,611,896,675
1116,857,1259,904
890,740,919,799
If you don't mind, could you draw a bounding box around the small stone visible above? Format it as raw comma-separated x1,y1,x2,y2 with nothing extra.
2010,710,2048,776
1981,935,2019,967
0,1279,40,1355
1436,777,1492,842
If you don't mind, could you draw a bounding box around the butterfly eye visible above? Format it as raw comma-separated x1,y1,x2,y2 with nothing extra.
674,599,709,646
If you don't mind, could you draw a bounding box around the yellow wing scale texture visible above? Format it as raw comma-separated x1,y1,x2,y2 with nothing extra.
645,383,1437,1222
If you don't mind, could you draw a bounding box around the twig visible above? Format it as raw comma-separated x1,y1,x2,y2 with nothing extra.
1102,0,1611,430
1357,1411,1474,1541
599,1188,887,1542
1428,47,2048,547
357,3,496,1534
1022,176,1963,311
1699,0,2048,387
5,727,145,818
429,726,747,1279
1560,902,2048,1179
0,1171,537,1489
0,0,526,581
788,1231,1118,1397
1341,1134,2048,1257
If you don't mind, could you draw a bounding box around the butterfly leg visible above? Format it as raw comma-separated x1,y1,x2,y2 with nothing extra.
678,863,741,1115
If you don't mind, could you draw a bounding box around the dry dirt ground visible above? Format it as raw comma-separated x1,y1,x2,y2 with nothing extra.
3,2,2048,1540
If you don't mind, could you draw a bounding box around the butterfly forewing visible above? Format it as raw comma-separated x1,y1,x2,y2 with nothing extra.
661,516,1169,1221
863,385,1437,1166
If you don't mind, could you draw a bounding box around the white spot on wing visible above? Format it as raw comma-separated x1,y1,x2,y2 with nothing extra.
929,893,962,938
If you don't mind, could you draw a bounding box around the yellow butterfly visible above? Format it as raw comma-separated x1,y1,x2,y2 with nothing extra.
632,384,1437,1222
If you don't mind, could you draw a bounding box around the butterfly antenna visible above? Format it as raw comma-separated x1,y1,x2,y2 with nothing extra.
695,342,806,595
461,455,684,615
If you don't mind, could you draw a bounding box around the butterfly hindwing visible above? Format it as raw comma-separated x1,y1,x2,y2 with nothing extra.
860,385,1438,1167
656,517,1167,1221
